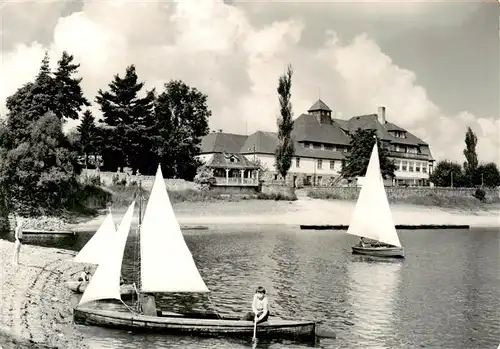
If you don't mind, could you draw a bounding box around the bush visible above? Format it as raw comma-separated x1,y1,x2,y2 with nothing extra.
473,188,486,201
256,192,297,201
307,189,342,200
193,166,216,191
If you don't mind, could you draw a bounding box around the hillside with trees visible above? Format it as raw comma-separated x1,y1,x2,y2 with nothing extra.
0,51,212,217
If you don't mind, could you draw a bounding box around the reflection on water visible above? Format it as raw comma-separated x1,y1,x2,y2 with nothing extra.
1,225,499,349
346,257,402,348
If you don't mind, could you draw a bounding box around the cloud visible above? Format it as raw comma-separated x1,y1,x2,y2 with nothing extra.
0,0,498,166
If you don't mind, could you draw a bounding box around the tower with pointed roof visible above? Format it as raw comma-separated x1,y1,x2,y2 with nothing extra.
308,99,332,125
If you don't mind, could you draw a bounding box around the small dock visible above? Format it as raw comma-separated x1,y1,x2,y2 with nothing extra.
180,225,209,230
22,229,77,235
300,224,470,230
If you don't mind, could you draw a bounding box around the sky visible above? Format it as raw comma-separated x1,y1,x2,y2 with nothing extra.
0,0,498,165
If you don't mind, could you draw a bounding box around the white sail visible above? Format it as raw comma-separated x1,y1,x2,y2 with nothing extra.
346,142,402,247
140,165,209,293
73,212,116,264
78,201,135,306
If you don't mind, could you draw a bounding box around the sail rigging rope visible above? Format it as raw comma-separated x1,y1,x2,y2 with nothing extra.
207,294,222,319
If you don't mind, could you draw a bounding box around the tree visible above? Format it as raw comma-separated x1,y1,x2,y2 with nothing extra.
5,51,88,142
429,160,466,187
476,162,500,188
463,126,478,186
153,80,211,179
275,64,295,180
0,112,81,215
95,65,156,173
77,110,97,168
53,51,90,120
6,53,56,142
341,128,396,179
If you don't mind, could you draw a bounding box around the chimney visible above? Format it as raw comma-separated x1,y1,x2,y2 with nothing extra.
377,106,386,124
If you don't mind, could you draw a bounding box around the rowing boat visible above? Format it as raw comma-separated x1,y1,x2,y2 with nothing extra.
74,306,315,341
73,165,318,342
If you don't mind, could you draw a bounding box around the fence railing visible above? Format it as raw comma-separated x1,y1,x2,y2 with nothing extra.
214,177,259,185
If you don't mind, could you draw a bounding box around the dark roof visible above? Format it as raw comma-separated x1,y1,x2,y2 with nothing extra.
385,122,405,132
205,152,259,169
308,99,331,112
240,131,277,154
200,130,346,160
334,114,429,146
199,132,247,154
292,114,351,145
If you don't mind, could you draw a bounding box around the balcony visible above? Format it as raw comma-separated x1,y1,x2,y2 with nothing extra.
213,177,259,186
388,151,430,161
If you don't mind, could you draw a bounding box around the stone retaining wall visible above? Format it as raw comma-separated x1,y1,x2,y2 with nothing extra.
308,186,500,200
261,182,296,197
80,169,197,191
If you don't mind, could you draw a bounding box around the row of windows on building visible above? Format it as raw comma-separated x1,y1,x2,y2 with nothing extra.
302,141,421,155
294,157,432,173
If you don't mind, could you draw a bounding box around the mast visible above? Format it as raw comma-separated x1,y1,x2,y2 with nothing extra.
138,179,142,226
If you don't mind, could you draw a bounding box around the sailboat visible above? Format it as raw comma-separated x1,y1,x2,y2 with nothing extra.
346,141,405,258
65,209,136,298
73,165,316,341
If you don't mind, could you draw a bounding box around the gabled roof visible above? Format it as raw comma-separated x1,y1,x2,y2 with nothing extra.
308,99,331,112
240,131,277,154
333,115,429,146
199,132,247,154
292,114,351,145
205,152,259,169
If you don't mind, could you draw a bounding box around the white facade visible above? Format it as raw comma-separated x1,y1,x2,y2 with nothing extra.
242,154,342,175
391,158,432,180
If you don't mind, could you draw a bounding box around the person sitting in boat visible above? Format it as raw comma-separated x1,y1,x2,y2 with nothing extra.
359,237,372,247
241,286,270,324
78,267,91,282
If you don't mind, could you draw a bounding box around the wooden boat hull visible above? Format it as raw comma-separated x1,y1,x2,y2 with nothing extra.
73,306,316,341
352,246,405,258
65,282,136,299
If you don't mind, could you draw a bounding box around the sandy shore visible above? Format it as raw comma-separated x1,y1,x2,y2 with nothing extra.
0,240,88,349
70,197,500,231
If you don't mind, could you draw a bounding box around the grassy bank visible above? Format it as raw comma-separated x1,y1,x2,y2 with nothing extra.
307,188,500,212
107,184,297,209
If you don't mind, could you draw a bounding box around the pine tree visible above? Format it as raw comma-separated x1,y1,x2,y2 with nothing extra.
95,65,155,173
54,51,90,120
77,110,97,168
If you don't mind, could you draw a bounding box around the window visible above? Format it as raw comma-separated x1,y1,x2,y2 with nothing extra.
317,159,323,169
402,161,408,171
422,163,428,173
415,162,421,172
313,143,321,149
396,160,402,171
330,160,335,170
317,176,322,185
324,145,333,151
296,157,300,168
409,161,414,172
304,142,309,148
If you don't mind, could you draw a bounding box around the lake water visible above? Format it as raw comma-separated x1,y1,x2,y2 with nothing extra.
4,225,500,349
